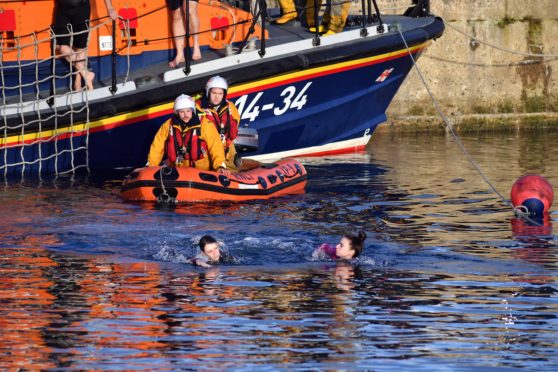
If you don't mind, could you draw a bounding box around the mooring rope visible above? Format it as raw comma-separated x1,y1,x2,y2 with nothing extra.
443,20,558,58
396,26,509,204
396,25,552,228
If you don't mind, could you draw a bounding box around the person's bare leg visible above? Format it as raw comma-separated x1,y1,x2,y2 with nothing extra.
56,45,81,90
169,7,185,68
188,1,201,61
73,48,95,90
57,44,74,65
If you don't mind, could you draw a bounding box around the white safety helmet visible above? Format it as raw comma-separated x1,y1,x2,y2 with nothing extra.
174,94,196,113
205,75,228,96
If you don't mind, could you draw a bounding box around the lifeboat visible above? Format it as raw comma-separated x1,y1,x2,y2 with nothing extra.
0,0,444,177
120,158,307,202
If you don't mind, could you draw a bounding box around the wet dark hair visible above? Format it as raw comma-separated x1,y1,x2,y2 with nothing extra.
344,230,367,258
199,235,218,253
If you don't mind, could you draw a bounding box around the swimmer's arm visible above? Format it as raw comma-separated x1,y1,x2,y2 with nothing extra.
312,245,326,259
189,258,212,268
312,243,335,260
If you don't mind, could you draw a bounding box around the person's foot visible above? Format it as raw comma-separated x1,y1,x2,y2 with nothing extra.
323,30,337,36
82,70,95,91
273,13,297,25
73,70,95,91
73,72,82,91
308,25,325,33
168,55,184,68
192,45,202,61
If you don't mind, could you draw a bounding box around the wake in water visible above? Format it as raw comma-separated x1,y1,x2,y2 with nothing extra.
149,233,384,267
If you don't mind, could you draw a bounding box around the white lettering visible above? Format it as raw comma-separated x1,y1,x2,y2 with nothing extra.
234,82,312,122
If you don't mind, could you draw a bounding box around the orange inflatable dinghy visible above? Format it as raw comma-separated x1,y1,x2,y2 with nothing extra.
120,158,307,202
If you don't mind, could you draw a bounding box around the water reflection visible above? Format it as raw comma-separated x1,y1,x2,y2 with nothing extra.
0,246,57,370
509,215,557,284
0,248,556,369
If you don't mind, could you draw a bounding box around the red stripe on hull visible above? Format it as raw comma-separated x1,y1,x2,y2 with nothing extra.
294,145,367,158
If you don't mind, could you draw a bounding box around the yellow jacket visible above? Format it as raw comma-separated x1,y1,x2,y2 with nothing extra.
147,116,226,171
196,99,241,170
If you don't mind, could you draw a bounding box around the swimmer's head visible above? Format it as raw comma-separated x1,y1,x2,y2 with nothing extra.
199,235,221,262
336,231,366,259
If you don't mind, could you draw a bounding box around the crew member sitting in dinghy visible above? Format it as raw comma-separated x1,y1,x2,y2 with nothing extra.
147,94,228,173
196,76,241,171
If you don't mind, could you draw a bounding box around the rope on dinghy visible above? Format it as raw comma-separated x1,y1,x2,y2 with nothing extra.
157,165,177,205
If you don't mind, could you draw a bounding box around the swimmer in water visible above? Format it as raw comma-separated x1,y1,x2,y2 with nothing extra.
189,235,233,268
312,230,367,261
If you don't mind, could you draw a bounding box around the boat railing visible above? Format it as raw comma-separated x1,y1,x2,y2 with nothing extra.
0,0,427,100
236,0,267,57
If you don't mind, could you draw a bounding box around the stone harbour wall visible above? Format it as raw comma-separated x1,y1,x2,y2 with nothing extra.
362,0,558,131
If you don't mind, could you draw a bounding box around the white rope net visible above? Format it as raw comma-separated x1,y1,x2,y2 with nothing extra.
0,24,95,177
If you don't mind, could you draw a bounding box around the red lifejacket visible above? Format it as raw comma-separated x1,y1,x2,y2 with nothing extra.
200,101,238,149
166,122,209,166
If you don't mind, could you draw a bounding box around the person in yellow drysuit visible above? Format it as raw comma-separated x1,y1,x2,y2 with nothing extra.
274,0,298,25
306,0,350,35
147,94,228,173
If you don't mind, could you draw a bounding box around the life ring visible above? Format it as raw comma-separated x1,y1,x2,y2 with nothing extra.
511,175,554,216
209,15,234,50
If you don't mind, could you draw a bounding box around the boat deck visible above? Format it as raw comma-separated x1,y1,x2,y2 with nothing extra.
101,14,436,93
1,11,441,116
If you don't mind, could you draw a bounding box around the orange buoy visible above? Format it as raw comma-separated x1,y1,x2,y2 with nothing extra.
511,175,554,216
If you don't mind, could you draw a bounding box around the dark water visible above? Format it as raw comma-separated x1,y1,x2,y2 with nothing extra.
1,130,557,370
